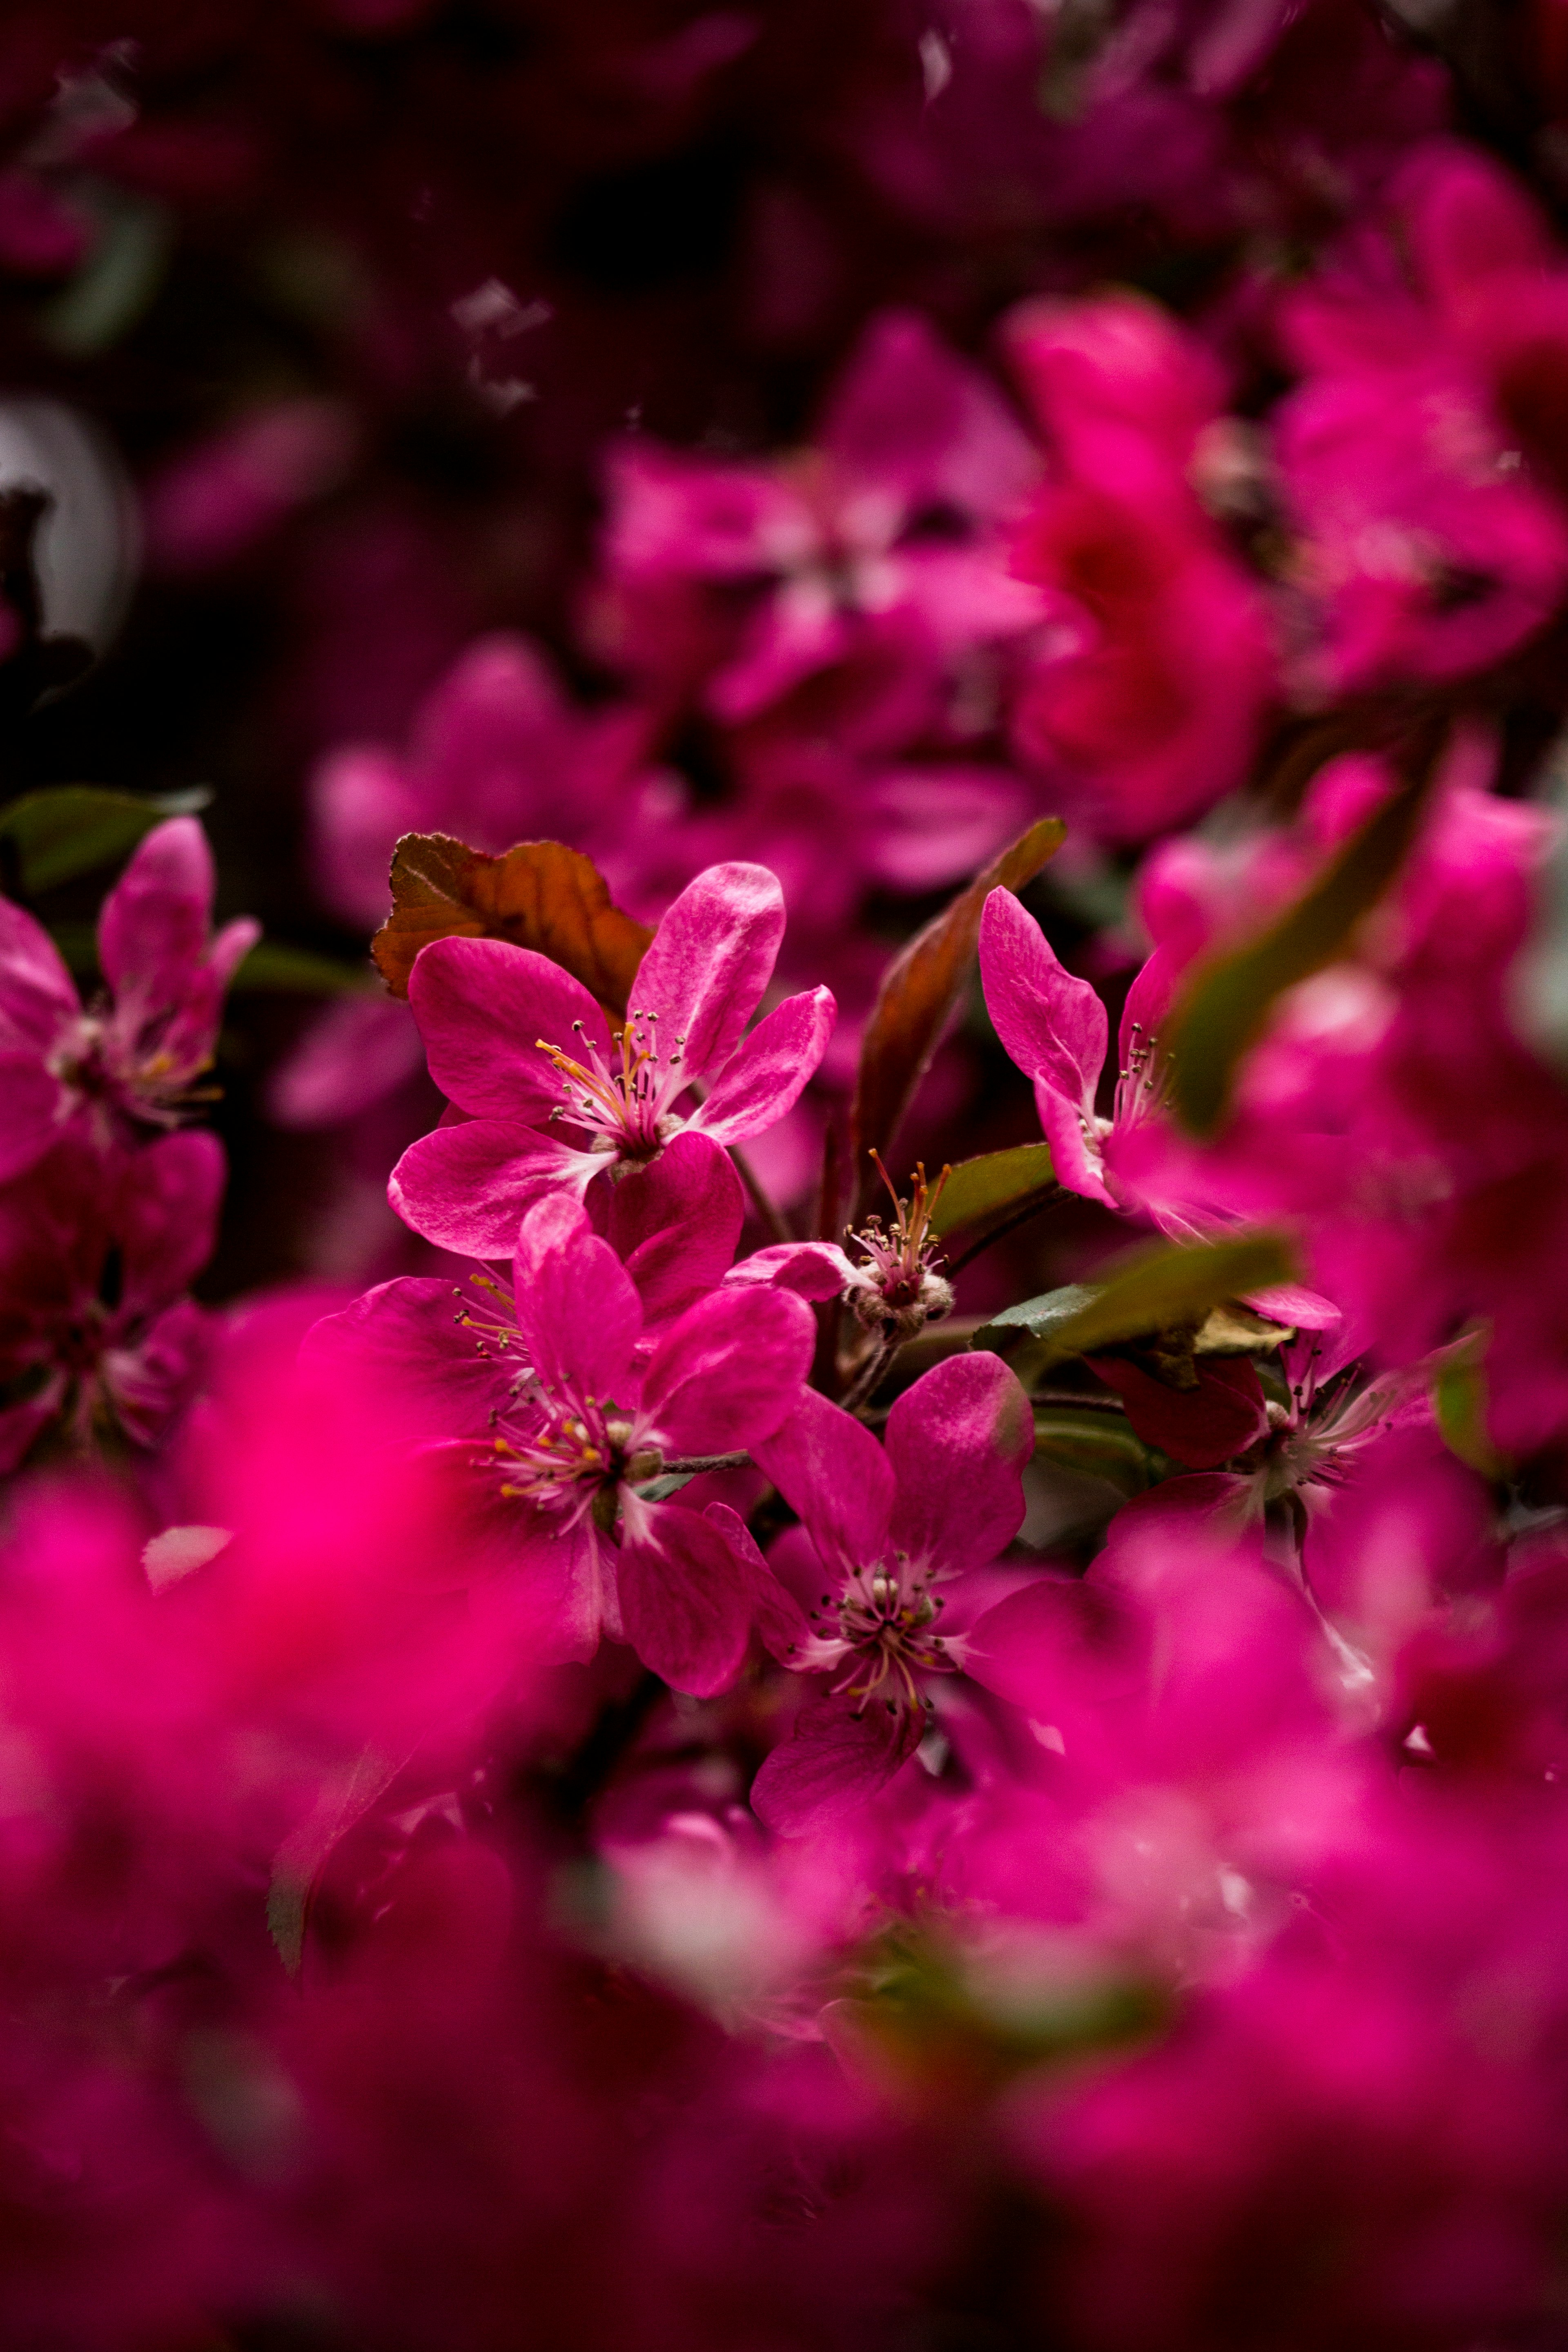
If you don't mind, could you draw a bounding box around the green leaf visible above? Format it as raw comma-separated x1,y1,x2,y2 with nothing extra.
267,1745,410,1977
39,192,172,357
1164,719,1448,1137
0,784,210,896
972,1232,1296,1378
849,817,1066,1217
826,1922,1165,2102
927,1143,1056,1241
1433,1327,1506,1480
44,920,97,974
1032,1406,1156,1497
232,940,378,995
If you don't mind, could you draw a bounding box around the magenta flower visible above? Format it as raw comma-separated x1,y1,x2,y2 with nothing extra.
389,859,835,1256
1275,140,1568,695
308,630,659,934
314,1186,815,1695
979,885,1337,1339
747,1353,1033,1833
587,308,1043,729
0,816,258,1182
0,1132,221,1469
1003,292,1277,841
979,880,1178,1211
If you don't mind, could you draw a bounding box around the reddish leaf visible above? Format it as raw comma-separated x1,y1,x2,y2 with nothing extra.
849,816,1066,1215
1086,1354,1269,1469
371,833,652,1013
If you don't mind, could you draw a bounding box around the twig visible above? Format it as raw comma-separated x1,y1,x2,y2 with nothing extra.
659,1451,753,1476
838,1332,900,1414
730,1145,792,1246
942,1183,1061,1279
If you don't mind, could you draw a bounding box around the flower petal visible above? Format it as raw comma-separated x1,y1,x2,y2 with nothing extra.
304,1277,516,1440
980,885,1107,1106
599,1131,743,1328
617,1510,758,1696
689,985,837,1144
749,1699,922,1835
389,1119,597,1256
408,935,608,1120
1116,940,1180,1070
513,1193,641,1401
641,1283,814,1455
116,1130,226,1305
0,1050,66,1181
702,1501,811,1659
266,994,425,1129
0,897,76,1053
631,861,784,1084
1036,1080,1117,1208
885,1353,1032,1576
723,1241,855,1302
752,1387,894,1577
97,816,214,1011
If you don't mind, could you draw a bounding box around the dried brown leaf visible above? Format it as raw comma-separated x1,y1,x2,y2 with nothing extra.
371,833,652,1013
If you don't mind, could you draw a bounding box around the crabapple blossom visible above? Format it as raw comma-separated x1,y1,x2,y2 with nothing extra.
389,860,835,1256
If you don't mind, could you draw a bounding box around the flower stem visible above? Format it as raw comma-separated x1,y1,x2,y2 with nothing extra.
730,1145,793,1246
838,1332,900,1414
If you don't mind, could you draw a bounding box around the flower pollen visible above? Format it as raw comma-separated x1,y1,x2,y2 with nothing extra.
845,1155,955,1339
537,1011,688,1165
805,1555,953,1719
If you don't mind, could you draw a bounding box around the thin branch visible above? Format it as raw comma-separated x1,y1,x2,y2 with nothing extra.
942,1183,1061,1280
838,1332,900,1414
730,1145,792,1247
659,1450,753,1476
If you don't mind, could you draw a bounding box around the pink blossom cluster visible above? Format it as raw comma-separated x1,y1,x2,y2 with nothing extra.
0,726,1567,2344
8,4,1568,2348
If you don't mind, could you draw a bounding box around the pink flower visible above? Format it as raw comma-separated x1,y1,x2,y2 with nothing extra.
1275,140,1568,693
748,1353,1033,1832
1004,292,1277,841
0,1133,221,1470
978,884,1336,1331
0,817,258,1181
389,859,835,1256
314,1187,815,1695
979,878,1176,1211
308,630,659,934
587,307,1044,733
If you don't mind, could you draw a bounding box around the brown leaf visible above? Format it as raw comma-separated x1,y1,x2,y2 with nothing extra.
371,833,652,1013
849,817,1066,1216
